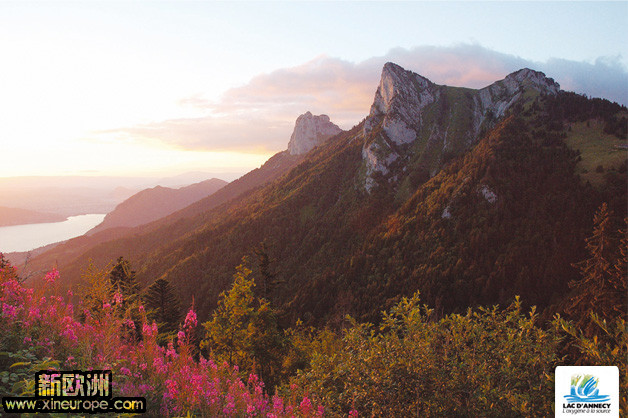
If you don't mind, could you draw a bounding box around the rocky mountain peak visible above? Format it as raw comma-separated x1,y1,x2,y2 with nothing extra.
287,111,342,155
475,68,560,121
503,68,560,94
369,62,435,120
361,63,562,192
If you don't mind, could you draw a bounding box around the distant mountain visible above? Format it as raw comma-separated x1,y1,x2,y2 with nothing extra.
20,114,316,277
27,63,626,326
156,172,241,188
0,206,66,227
88,178,227,234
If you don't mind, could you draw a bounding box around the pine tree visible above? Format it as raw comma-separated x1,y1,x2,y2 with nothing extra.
610,218,628,319
108,256,142,340
566,203,627,331
0,254,18,283
254,242,284,301
143,278,182,338
109,256,140,308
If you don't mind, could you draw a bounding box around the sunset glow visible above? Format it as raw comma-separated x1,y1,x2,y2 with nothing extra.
1,1,626,178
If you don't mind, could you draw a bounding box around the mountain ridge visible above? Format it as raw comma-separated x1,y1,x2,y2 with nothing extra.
361,63,560,190
21,62,627,326
87,178,228,234
0,206,66,227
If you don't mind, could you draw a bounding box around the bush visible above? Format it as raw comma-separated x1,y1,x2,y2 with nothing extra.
289,294,561,417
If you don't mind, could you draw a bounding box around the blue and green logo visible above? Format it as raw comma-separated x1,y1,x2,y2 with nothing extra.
564,374,611,403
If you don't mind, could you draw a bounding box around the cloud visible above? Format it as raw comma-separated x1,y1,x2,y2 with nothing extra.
189,55,380,127
97,115,293,153
106,44,628,153
539,55,628,105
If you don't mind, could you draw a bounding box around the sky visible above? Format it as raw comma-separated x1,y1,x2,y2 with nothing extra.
1,1,626,179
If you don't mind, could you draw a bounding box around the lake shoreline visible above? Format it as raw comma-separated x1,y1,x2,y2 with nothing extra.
0,213,106,253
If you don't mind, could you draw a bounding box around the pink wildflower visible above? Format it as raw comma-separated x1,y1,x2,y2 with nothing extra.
166,341,177,358
165,379,178,398
349,409,358,417
184,308,197,329
142,321,158,338
223,394,236,415
153,357,167,374
300,396,312,415
62,327,77,342
272,395,284,413
113,292,122,305
2,304,17,318
138,384,153,394
28,307,40,320
45,268,59,284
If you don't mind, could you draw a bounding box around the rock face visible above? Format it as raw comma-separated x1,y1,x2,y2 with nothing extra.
361,63,560,191
288,111,342,155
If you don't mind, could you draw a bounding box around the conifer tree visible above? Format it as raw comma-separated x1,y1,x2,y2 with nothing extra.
0,254,18,283
254,242,284,301
109,256,140,308
108,256,142,340
143,278,182,337
566,203,627,331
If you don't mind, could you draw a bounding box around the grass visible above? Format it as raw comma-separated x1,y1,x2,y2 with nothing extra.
564,117,628,186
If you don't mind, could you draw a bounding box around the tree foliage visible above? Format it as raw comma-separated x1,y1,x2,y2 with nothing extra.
143,278,182,341
565,204,627,331
109,256,140,305
201,258,284,390
289,294,561,417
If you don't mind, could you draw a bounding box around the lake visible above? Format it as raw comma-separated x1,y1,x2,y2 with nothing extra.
0,214,106,253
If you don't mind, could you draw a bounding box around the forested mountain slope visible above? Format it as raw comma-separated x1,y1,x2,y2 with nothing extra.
27,64,627,325
87,178,227,234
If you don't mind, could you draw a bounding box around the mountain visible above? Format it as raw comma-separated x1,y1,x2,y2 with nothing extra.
362,63,559,190
87,178,227,234
0,206,66,227
27,63,627,326
287,111,342,155
19,113,327,278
